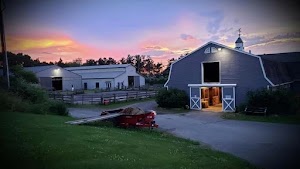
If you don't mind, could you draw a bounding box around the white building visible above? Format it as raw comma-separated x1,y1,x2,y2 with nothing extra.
24,65,82,91
65,64,145,90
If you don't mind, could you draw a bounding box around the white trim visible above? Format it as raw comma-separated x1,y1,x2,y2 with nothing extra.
222,87,224,111
201,61,221,84
188,84,236,87
273,81,294,87
189,87,192,109
233,86,236,109
164,41,274,88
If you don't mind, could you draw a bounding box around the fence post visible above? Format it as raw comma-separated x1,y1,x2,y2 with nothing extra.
146,91,148,98
113,94,116,103
126,93,128,102
136,92,138,100
71,94,74,104
101,96,103,105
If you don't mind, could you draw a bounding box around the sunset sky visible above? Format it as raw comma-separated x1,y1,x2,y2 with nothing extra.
4,0,300,66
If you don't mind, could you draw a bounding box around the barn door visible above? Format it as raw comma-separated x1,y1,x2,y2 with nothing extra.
222,86,236,112
190,87,201,110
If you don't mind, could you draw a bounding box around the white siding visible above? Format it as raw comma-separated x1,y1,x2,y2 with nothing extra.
82,79,114,90
35,66,82,91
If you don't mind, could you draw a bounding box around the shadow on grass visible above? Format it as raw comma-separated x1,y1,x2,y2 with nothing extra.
222,112,300,124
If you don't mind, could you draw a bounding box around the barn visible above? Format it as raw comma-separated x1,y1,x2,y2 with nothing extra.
164,36,300,112
65,64,145,90
24,65,82,91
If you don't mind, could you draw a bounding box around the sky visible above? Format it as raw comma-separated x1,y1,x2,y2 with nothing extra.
3,0,300,66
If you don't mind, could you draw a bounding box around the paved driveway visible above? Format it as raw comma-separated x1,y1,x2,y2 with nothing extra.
156,111,300,169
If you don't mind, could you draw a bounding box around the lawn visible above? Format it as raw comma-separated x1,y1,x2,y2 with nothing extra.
0,112,256,169
222,112,300,124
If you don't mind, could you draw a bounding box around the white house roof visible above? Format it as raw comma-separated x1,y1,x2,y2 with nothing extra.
65,64,131,71
79,71,125,79
24,65,58,73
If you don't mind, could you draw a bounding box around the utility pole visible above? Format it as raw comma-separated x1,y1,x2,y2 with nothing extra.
0,0,10,89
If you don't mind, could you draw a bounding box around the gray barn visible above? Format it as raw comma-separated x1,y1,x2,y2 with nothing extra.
164,38,299,112
24,65,82,91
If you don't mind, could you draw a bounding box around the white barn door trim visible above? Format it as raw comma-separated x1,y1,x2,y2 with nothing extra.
222,86,236,112
189,87,201,110
188,84,236,112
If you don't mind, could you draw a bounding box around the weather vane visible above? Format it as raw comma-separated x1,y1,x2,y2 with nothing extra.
238,28,241,37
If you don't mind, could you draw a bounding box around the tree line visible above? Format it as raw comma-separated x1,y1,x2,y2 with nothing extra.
0,52,177,77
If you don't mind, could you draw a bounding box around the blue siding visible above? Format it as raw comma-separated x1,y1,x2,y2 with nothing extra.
165,43,271,106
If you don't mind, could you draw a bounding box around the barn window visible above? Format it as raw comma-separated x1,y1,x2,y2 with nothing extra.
204,47,211,54
202,62,220,83
211,47,218,53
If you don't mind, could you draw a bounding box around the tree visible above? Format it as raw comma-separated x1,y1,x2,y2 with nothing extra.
83,59,97,66
153,62,163,75
98,58,106,65
134,55,145,73
144,56,154,75
126,55,134,65
56,58,65,67
162,58,176,77
119,57,127,64
107,57,117,65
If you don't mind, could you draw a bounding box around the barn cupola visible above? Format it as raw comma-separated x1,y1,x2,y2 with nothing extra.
235,28,244,51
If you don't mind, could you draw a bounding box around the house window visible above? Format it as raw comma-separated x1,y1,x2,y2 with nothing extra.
204,47,211,54
203,62,220,83
95,82,99,89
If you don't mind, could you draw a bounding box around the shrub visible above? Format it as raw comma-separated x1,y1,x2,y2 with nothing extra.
26,103,49,115
156,88,189,108
11,65,38,84
48,100,68,116
10,78,48,103
246,89,300,115
0,89,30,112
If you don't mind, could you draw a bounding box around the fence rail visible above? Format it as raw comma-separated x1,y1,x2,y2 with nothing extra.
49,91,158,105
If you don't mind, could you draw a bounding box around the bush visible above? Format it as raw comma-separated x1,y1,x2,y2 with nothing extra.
0,89,30,112
11,65,39,84
26,103,49,115
48,100,68,116
10,78,48,103
156,88,189,108
246,89,300,114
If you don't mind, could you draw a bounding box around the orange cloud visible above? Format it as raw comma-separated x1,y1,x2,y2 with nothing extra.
6,32,109,62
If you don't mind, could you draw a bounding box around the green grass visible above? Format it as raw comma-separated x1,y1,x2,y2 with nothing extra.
69,98,155,109
222,113,300,124
0,112,256,169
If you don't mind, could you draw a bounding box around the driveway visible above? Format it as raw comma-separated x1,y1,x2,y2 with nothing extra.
156,112,300,169
68,101,300,169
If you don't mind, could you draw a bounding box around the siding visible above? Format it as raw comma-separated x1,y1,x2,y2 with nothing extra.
166,43,271,106
36,67,82,91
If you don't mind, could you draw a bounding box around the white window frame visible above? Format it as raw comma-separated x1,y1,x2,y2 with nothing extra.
201,61,221,84
211,47,218,53
204,47,211,54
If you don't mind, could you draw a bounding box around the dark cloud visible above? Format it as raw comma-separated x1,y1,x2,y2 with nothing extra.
245,32,300,48
180,34,197,41
273,32,300,40
206,10,224,34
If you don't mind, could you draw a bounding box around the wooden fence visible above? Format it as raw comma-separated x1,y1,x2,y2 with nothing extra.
49,91,158,105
